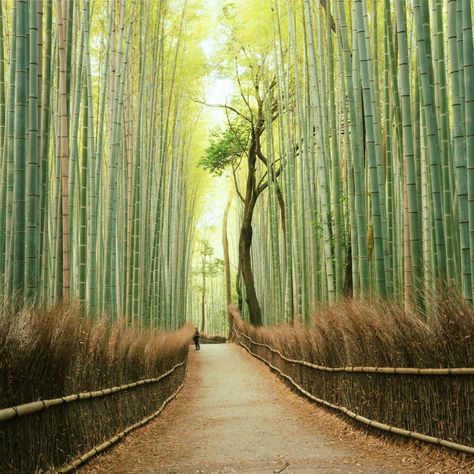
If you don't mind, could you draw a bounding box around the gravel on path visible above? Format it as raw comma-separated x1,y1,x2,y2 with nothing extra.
80,344,472,474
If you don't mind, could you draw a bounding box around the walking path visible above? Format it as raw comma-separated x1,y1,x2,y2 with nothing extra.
81,344,450,473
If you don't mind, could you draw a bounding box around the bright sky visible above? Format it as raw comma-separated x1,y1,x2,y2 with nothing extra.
199,0,235,123
195,0,236,259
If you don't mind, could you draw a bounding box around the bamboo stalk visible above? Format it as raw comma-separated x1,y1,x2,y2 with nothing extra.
56,0,70,301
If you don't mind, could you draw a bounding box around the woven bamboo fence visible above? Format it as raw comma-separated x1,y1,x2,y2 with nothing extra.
233,323,474,454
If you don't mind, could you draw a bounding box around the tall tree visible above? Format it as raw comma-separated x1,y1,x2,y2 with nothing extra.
199,68,282,326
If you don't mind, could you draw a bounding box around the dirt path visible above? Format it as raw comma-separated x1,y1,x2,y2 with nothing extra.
81,344,468,473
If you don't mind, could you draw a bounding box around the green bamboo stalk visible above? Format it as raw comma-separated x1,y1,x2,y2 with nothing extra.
104,0,130,315
413,0,446,278
286,0,304,313
13,0,29,298
304,0,335,303
25,0,40,303
448,0,471,302
39,0,52,304
333,1,357,296
382,0,402,297
78,80,87,304
82,0,96,311
325,0,343,297
355,0,386,295
337,0,369,294
0,1,5,157
395,0,424,308
462,0,474,301
68,2,86,295
2,14,16,297
65,0,73,118
433,0,456,281
56,0,71,301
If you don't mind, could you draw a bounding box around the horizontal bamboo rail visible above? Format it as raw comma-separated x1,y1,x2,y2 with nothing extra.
0,360,186,423
237,331,474,375
56,368,187,473
237,337,474,455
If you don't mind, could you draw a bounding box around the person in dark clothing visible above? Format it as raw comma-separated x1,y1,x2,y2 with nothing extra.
193,327,200,351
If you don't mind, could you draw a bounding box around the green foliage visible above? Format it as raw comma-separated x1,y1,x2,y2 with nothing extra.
196,237,214,258
193,239,224,278
208,257,224,277
198,121,249,176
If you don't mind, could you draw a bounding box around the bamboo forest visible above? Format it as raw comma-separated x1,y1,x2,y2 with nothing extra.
1,1,473,472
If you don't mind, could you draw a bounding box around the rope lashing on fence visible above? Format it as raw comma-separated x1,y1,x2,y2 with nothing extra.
56,365,188,473
237,331,474,375
236,334,474,455
0,360,186,423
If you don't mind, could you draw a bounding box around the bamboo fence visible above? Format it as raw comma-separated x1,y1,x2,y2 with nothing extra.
235,329,474,454
0,359,188,473
0,361,185,423
237,333,474,376
56,368,187,473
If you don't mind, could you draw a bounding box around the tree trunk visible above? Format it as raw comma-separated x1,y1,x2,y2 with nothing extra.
201,254,206,333
236,126,264,326
239,201,262,326
222,191,233,338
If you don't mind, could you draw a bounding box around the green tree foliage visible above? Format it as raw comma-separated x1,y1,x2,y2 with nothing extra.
199,121,248,176
192,237,227,334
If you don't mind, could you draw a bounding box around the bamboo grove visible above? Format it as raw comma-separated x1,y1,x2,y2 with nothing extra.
204,0,474,325
0,0,205,328
1,0,473,331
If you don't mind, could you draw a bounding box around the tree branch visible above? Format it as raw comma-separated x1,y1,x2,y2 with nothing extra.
257,171,268,191
256,164,283,196
320,0,336,33
235,56,254,123
225,107,249,157
193,98,252,123
232,164,245,202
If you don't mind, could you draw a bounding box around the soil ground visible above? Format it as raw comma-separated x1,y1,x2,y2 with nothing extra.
81,344,473,474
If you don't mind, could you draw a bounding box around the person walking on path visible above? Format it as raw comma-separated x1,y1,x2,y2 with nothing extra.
193,327,200,351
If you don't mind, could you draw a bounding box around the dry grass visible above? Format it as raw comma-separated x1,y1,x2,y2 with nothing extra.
232,291,474,451
0,302,194,473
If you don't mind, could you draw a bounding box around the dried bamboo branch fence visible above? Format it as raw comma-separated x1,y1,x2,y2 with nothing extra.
0,360,188,473
0,309,195,473
0,360,187,473
238,333,474,376
56,368,187,473
231,306,474,454
0,361,186,423
236,336,474,455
